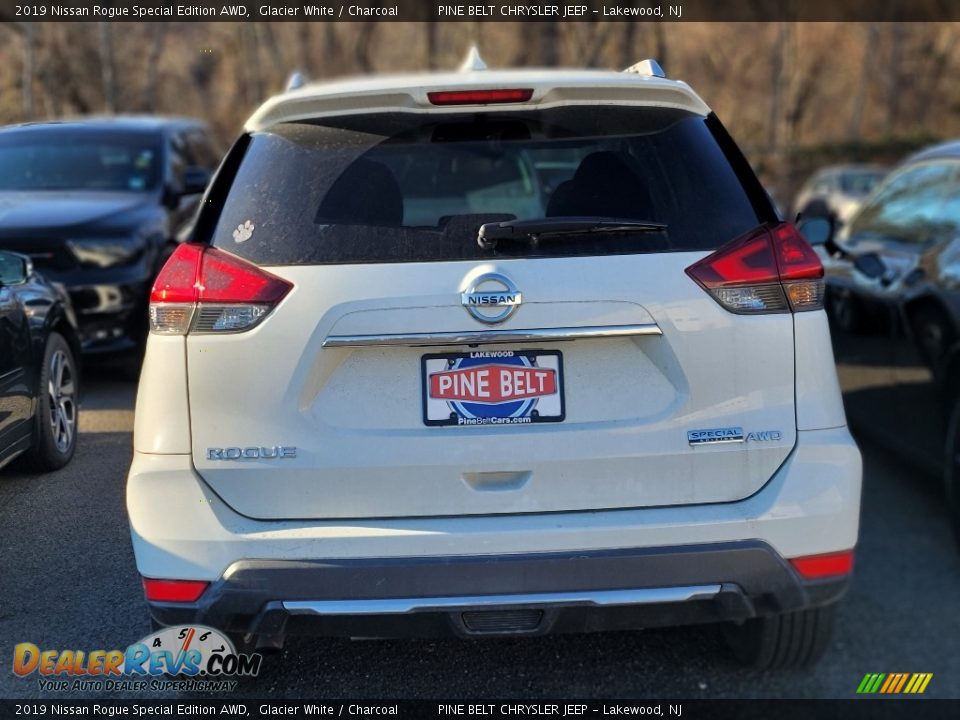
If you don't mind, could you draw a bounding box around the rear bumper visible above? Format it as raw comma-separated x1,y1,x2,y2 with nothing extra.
70,278,150,353
148,542,849,646
128,425,861,644
41,265,152,353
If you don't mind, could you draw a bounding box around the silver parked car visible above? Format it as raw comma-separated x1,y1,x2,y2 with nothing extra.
793,164,887,224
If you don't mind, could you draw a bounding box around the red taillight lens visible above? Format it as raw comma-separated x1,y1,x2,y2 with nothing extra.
771,223,824,282
149,244,292,335
142,578,209,603
193,247,292,305
151,243,204,304
427,88,534,106
685,222,824,314
789,550,855,579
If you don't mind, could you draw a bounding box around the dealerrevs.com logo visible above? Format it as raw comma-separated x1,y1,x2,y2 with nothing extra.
13,625,261,693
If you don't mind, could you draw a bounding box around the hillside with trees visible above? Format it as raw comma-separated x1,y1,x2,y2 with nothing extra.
1,21,958,197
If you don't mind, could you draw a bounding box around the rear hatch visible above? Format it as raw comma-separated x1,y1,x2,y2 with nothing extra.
179,103,796,520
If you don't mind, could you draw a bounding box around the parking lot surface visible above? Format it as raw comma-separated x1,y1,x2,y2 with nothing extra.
1,368,959,699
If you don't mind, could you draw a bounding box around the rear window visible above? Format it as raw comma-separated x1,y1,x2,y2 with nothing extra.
0,130,162,193
838,170,885,196
208,107,765,265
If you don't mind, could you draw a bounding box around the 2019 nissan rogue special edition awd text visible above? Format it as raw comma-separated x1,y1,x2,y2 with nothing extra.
127,56,862,668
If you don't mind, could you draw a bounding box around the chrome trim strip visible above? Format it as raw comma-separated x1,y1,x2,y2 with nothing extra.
322,323,662,348
282,585,721,616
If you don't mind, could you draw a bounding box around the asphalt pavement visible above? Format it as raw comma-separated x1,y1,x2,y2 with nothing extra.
1,368,959,700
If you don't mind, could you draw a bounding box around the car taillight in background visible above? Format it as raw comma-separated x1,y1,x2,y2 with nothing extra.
685,222,824,314
149,244,292,335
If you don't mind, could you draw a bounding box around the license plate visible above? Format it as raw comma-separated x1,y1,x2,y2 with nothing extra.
422,350,565,427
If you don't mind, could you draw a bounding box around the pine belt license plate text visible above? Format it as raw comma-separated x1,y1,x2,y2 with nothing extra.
422,350,565,427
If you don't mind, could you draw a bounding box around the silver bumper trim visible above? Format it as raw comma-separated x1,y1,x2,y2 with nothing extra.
322,323,662,348
282,585,721,616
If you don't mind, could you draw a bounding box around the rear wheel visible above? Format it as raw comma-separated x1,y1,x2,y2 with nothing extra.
910,305,955,374
19,332,78,472
945,398,960,547
723,605,836,669
828,289,866,335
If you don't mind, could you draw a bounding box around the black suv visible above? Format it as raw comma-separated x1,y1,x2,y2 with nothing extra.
0,117,218,362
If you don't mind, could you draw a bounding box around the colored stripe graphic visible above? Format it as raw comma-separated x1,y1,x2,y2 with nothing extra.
879,674,897,693
857,673,933,694
893,673,910,693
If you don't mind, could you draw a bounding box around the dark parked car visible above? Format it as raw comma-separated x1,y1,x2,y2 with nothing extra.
0,250,81,471
803,140,960,543
0,117,217,364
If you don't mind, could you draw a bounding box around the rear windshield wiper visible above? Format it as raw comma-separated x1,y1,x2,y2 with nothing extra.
478,217,668,250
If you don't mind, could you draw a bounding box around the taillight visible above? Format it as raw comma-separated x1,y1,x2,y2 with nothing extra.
142,578,209,603
149,244,292,335
789,550,855,579
427,88,534,106
685,223,824,314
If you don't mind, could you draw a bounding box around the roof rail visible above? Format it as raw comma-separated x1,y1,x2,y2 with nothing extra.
459,46,488,72
285,71,307,92
623,59,666,79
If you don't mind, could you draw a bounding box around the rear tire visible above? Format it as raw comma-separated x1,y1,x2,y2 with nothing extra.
910,305,955,374
828,289,866,335
944,398,960,548
19,332,78,472
723,605,836,669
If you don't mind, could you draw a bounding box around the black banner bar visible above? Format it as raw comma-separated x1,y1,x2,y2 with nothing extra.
1,700,958,720
3,0,960,23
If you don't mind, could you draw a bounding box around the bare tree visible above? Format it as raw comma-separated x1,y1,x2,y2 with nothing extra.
258,23,286,92
354,23,377,72
767,23,786,151
915,25,957,132
296,23,312,76
141,23,168,112
848,23,879,141
22,22,34,120
425,23,439,70
884,23,904,135
2,20,959,160
540,22,558,66
322,24,342,77
782,30,825,150
620,21,638,69
570,22,616,68
99,22,118,113
652,22,668,71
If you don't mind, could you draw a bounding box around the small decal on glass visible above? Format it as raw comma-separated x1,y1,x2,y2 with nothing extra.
233,220,255,243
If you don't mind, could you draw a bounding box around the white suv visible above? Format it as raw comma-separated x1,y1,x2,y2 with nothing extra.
127,57,862,668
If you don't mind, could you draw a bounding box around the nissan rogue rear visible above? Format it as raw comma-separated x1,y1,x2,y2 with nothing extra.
127,56,862,668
